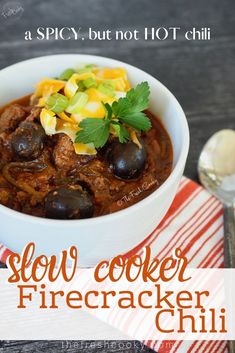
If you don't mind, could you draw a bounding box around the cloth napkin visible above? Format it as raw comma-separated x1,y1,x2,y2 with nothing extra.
0,177,227,352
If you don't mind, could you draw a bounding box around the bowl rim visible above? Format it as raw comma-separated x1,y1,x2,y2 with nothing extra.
0,53,190,226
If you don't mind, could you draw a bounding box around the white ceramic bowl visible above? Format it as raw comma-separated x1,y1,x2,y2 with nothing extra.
0,54,189,267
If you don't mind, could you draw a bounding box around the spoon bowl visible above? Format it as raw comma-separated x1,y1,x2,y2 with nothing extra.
198,129,235,269
198,129,235,205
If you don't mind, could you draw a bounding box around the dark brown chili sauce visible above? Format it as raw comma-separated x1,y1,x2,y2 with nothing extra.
0,95,173,218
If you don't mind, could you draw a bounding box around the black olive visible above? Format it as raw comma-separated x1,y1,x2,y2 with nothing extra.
107,140,147,180
11,121,46,161
45,185,94,220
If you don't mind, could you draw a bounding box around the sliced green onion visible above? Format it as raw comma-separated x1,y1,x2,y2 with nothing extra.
66,92,89,114
85,64,97,69
46,93,69,114
59,68,75,81
98,81,115,97
78,64,97,74
77,81,86,92
83,77,97,89
111,121,130,143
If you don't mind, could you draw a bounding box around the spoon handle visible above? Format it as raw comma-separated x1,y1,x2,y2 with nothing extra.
224,204,235,268
224,205,235,353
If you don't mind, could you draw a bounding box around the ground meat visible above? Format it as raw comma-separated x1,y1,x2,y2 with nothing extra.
53,134,95,173
0,104,27,132
0,188,15,207
0,174,9,187
0,96,173,218
25,107,41,122
78,159,126,212
0,132,13,163
12,149,57,196
78,160,111,198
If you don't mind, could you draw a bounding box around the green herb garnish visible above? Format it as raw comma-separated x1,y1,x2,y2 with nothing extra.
76,118,110,148
75,82,151,148
111,121,130,143
66,92,89,114
112,81,151,130
77,81,86,92
46,93,69,114
98,81,116,97
78,64,97,74
59,68,75,81
83,77,97,89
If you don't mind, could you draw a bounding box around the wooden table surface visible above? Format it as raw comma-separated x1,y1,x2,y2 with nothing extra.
0,0,234,351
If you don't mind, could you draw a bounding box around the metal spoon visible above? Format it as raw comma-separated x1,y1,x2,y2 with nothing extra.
198,129,235,352
198,129,235,268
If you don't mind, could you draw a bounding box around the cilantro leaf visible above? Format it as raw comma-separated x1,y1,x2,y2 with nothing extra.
75,82,151,150
125,81,150,112
102,102,113,120
75,118,110,148
112,82,151,132
111,121,130,143
112,98,131,118
112,82,150,118
118,112,152,132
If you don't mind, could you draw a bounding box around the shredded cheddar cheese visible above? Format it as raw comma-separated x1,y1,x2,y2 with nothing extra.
37,65,141,155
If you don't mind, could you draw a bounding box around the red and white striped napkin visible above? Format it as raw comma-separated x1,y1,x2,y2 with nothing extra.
124,177,226,353
0,243,13,265
0,177,227,352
